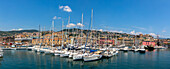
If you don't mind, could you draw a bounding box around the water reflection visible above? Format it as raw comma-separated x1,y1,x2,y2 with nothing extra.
0,58,3,65
0,49,170,69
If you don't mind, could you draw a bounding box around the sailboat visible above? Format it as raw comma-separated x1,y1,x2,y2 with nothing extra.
59,20,71,57
131,35,140,52
131,46,139,52
54,16,70,56
34,25,41,52
73,13,85,60
138,45,145,53
154,35,167,49
44,20,55,54
103,50,113,58
83,51,103,61
83,9,103,62
122,46,128,52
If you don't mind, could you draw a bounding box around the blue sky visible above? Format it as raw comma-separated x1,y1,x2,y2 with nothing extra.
0,0,170,38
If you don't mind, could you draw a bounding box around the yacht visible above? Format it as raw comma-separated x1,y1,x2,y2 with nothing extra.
60,49,70,57
69,50,78,58
111,48,119,55
154,46,167,49
27,46,34,51
72,50,85,60
54,49,62,56
122,46,128,52
103,51,113,58
83,51,102,62
44,49,51,54
73,53,84,60
139,45,145,53
131,46,139,52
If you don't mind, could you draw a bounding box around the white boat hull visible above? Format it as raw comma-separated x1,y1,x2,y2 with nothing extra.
83,55,102,62
54,53,60,56
60,54,69,57
73,55,83,60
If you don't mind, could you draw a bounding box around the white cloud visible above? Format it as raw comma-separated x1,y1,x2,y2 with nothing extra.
77,23,84,27
11,28,23,31
136,32,142,35
130,30,143,35
66,25,70,28
11,29,16,31
149,33,157,37
119,31,123,33
99,29,103,31
111,30,123,33
53,16,57,20
130,30,135,35
64,6,72,12
59,5,72,12
53,16,61,20
162,30,166,32
18,28,23,30
66,23,76,28
59,6,64,9
132,26,146,30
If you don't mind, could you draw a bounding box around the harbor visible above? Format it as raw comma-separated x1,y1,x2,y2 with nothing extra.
1,0,170,69
0,8,170,68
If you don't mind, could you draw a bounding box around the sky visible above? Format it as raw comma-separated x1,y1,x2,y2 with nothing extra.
0,0,170,38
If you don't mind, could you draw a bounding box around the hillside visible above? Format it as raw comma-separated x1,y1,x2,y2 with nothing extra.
0,29,38,36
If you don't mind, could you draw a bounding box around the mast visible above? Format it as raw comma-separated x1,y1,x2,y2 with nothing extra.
39,25,41,48
81,13,84,46
90,9,93,46
76,25,79,46
157,35,160,46
41,27,43,47
115,33,117,46
67,16,70,44
43,27,45,45
44,27,47,47
123,37,125,45
73,27,75,46
107,32,109,47
52,20,54,49
105,33,107,47
85,8,93,48
99,32,100,46
134,35,136,46
62,20,64,47
95,30,97,46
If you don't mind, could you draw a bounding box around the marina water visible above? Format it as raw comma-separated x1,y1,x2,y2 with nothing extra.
0,49,170,69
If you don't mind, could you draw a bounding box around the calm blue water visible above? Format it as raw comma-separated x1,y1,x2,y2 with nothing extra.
0,49,170,69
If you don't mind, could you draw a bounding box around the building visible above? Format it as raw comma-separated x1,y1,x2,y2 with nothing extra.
2,36,15,45
0,37,3,43
99,38,114,46
142,41,156,46
15,38,32,44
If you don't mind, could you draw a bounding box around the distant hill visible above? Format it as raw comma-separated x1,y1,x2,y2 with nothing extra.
57,28,133,38
9,29,38,33
0,29,38,36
